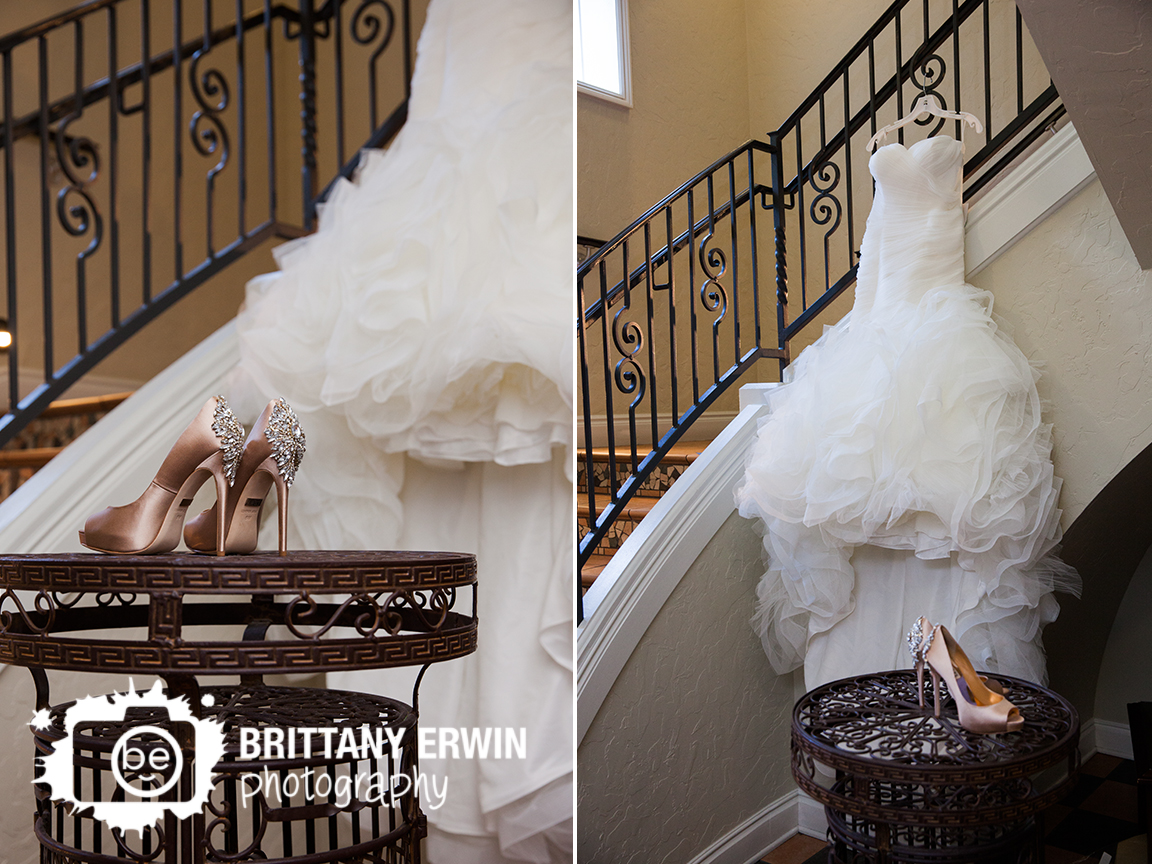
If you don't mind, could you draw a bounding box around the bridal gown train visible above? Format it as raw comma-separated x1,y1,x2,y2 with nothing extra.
227,0,572,861
735,135,1079,690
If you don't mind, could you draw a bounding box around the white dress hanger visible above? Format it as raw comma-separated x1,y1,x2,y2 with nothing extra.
865,94,984,152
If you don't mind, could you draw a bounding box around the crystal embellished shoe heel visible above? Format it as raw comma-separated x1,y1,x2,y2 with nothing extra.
906,617,1023,734
906,616,934,709
184,398,306,556
79,396,245,555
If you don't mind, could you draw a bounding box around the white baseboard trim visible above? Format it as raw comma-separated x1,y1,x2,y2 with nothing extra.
578,410,741,450
1092,718,1134,760
798,791,828,839
1080,717,1099,761
686,790,800,864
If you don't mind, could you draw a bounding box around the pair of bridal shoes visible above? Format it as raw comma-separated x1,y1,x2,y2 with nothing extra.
905,616,1023,734
79,396,306,556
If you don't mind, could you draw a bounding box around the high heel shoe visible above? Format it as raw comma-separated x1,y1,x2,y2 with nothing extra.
183,398,306,556
906,616,1023,734
79,396,245,555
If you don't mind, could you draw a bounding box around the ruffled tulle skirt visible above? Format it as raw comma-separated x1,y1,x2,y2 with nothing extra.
736,282,1079,688
227,0,573,860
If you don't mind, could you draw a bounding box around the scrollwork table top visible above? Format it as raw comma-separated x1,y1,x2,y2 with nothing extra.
0,550,477,675
791,669,1079,827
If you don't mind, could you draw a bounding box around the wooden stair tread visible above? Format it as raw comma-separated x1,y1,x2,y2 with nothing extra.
580,553,613,588
39,391,132,419
0,393,133,477
578,440,710,466
0,446,61,469
578,496,656,521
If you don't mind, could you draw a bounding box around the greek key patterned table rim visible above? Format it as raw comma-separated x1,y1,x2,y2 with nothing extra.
0,550,478,674
0,550,477,593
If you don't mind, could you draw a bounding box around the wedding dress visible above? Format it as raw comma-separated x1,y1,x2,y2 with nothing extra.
735,135,1079,690
226,0,572,861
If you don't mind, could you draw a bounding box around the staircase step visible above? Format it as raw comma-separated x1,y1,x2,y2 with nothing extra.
577,440,710,466
0,447,61,469
580,553,613,588
578,495,656,523
39,391,132,419
0,392,135,494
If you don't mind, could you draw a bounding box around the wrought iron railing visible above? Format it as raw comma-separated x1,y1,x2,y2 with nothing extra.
0,0,412,447
578,0,1065,620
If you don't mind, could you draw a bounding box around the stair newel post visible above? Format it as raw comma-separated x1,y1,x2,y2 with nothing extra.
298,0,320,230
769,131,789,377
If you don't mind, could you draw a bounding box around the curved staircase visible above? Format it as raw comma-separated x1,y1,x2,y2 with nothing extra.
578,439,709,588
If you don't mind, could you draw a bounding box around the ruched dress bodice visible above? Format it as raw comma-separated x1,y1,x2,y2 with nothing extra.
736,135,1078,689
853,137,966,322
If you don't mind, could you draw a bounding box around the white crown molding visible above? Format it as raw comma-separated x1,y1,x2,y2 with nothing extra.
797,791,828,839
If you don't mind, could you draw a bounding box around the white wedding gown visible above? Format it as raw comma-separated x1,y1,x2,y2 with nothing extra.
736,135,1079,690
226,0,572,861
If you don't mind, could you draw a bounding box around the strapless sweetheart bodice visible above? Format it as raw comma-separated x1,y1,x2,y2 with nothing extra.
853,136,967,320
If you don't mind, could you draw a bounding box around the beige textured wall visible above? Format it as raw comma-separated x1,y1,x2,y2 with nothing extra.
577,0,752,242
967,179,1152,531
1096,543,1152,723
577,512,796,863
744,0,889,135
966,179,1152,722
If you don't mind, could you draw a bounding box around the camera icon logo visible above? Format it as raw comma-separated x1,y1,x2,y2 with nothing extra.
108,722,188,800
34,681,226,836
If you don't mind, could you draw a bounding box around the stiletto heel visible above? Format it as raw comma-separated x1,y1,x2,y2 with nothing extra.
906,616,933,709
80,396,244,555
273,462,289,556
184,398,305,555
907,616,1024,734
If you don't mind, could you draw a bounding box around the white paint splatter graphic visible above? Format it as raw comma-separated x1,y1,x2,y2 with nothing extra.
34,680,226,835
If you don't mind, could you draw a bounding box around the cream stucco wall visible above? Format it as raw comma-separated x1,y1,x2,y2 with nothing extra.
577,511,796,863
743,0,889,135
1096,541,1152,724
577,0,752,242
966,178,1152,722
966,178,1152,531
576,0,895,243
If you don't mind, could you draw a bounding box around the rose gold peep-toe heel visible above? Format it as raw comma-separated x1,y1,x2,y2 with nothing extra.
183,398,306,556
79,396,245,555
906,616,1023,734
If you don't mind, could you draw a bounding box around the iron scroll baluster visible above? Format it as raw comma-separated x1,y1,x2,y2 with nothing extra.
0,0,414,449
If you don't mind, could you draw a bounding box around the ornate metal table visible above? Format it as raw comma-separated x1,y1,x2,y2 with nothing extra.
0,550,478,864
792,670,1079,863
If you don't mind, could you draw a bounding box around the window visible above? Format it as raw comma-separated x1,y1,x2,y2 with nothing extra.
576,0,631,106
